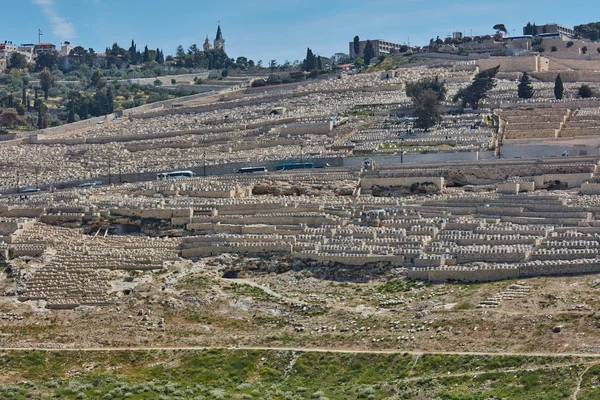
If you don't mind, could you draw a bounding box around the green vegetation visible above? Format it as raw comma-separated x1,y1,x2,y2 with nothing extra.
578,84,594,99
0,70,206,131
554,74,564,100
227,283,278,302
377,279,420,293
453,65,500,109
406,76,447,130
517,72,534,99
363,40,375,65
574,21,600,42
0,350,590,399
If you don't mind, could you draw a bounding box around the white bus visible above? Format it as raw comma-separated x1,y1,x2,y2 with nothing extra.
238,166,268,174
157,170,196,180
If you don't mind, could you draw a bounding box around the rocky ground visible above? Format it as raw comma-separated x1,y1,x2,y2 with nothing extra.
2,254,600,355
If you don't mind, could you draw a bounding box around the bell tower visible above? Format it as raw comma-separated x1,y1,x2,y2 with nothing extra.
214,22,225,52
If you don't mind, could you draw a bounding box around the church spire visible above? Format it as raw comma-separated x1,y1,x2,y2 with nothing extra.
214,21,225,51
215,22,223,42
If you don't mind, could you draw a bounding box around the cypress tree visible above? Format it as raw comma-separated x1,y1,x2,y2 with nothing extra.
517,72,534,99
143,46,150,63
67,101,75,123
554,74,564,100
37,100,43,129
353,36,360,57
363,40,374,65
106,86,114,114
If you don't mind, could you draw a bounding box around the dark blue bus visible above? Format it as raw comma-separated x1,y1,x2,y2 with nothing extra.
275,162,315,171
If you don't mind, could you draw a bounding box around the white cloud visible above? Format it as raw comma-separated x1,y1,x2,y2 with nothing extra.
32,0,77,41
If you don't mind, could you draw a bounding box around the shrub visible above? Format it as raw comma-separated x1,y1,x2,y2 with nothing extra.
171,78,176,84
551,46,558,52
153,79,162,86
208,388,227,399
582,46,588,54
566,41,574,48
578,84,594,98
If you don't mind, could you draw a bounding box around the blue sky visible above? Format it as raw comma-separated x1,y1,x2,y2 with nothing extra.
1,0,597,63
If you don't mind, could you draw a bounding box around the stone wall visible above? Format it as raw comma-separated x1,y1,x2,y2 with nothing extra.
360,177,445,193
478,55,548,73
408,266,519,282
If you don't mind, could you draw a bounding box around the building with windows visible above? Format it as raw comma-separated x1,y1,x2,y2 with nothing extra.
34,42,56,56
522,24,575,37
349,39,406,59
0,41,33,69
59,41,73,57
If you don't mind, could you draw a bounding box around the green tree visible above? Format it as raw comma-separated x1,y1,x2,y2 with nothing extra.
566,41,574,48
155,48,164,64
90,69,106,89
582,46,588,54
406,76,447,101
39,70,54,100
405,77,446,130
517,72,534,99
69,46,87,65
363,40,374,65
35,99,47,129
411,90,442,130
303,48,317,71
0,108,20,129
106,85,114,114
551,45,558,52
67,100,76,123
128,40,138,64
269,60,278,73
493,24,508,34
578,84,594,98
8,53,28,70
554,74,564,100
597,47,600,54
35,50,59,71
524,22,533,35
353,36,360,57
85,48,96,67
453,65,500,109
21,76,29,106
143,45,150,63
92,89,109,116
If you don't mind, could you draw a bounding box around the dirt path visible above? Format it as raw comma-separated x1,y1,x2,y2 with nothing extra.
573,364,594,400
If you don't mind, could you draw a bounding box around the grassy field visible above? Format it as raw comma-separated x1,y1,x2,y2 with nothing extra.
0,349,594,399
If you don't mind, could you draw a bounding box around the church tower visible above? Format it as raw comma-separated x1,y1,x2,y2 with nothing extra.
203,35,212,52
214,23,225,52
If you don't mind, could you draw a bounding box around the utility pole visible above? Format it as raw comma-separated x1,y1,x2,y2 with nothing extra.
400,138,404,164
300,144,304,163
107,160,111,185
119,164,122,184
203,151,207,177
